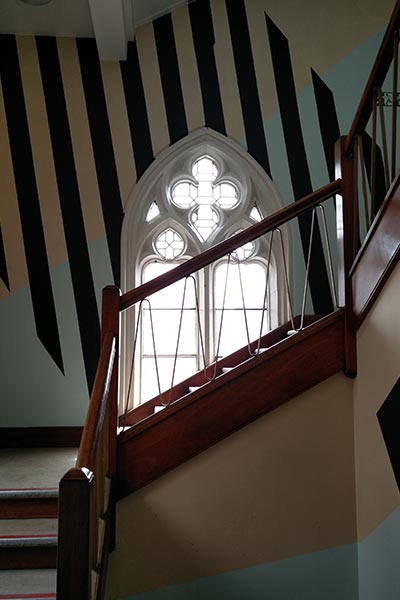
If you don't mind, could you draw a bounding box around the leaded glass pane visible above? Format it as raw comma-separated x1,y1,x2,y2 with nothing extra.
191,205,219,240
154,229,184,259
214,181,238,208
171,181,197,208
192,156,218,181
146,201,160,222
250,204,263,222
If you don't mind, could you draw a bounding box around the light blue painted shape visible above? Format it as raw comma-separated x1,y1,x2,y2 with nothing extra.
0,234,113,426
121,544,358,600
0,258,88,426
358,506,400,600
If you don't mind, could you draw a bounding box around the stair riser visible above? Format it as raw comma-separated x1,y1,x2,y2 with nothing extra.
1,499,58,519
0,546,57,569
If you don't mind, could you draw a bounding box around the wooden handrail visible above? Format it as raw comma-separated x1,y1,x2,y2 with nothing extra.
76,332,116,470
57,287,120,600
120,179,342,312
345,0,400,155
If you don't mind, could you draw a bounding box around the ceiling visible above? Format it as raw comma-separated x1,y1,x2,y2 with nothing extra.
0,0,188,60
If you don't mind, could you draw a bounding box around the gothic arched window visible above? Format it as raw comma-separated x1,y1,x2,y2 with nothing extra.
121,130,289,408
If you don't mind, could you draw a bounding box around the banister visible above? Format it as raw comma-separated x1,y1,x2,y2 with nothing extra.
345,0,400,155
76,331,116,470
120,179,342,312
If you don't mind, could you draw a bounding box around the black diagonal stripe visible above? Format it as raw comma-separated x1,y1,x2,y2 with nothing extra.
120,41,154,180
0,222,10,291
188,0,226,135
311,69,341,182
225,0,270,175
378,377,400,493
36,36,100,393
153,13,188,145
0,35,63,372
76,38,123,287
361,132,387,217
266,16,333,315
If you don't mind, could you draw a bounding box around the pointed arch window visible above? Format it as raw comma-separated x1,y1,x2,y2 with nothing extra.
121,130,289,408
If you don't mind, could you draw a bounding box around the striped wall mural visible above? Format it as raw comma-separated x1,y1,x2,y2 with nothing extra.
0,0,389,394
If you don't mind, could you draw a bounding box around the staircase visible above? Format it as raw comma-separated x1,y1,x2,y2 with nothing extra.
0,448,76,599
10,2,397,598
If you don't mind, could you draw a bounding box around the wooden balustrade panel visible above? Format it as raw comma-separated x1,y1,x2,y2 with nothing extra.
117,311,344,494
351,173,400,327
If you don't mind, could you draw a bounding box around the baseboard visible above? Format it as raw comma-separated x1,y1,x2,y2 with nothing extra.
0,427,83,448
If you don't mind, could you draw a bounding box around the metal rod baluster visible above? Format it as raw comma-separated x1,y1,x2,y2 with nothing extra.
392,31,399,181
121,299,145,430
168,277,191,404
188,275,211,381
377,87,390,191
353,135,360,250
275,228,295,331
358,135,371,230
214,254,232,365
233,250,253,356
371,88,378,217
316,205,338,308
256,231,275,355
300,208,316,330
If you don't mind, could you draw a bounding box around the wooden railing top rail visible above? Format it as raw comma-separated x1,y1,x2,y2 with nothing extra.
120,179,341,312
76,331,116,470
345,0,400,155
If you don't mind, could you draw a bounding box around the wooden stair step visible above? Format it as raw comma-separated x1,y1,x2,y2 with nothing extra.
0,536,57,569
0,489,58,519
0,596,55,599
0,520,58,569
0,567,56,598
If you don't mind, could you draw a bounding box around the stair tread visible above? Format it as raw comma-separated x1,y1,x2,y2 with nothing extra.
0,596,56,599
0,519,58,538
0,448,76,490
0,568,56,596
0,489,58,499
0,536,57,548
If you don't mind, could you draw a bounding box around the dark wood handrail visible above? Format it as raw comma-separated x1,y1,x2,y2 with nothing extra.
76,332,116,470
345,0,400,155
120,179,342,312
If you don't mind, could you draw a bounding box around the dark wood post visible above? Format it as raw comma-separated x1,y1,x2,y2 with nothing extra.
101,285,120,552
57,468,93,600
335,136,357,377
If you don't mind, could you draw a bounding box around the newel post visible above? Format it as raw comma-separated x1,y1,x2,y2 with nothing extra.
335,136,357,377
57,468,93,600
101,284,120,550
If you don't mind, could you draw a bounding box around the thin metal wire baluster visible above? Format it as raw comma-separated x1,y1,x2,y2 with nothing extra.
316,205,338,308
353,133,360,252
392,30,399,181
213,253,232,367
299,208,316,330
121,300,145,431
371,88,378,218
146,301,165,406
188,274,210,381
232,249,253,356
121,299,163,430
254,230,275,355
168,277,191,405
275,228,295,331
377,87,390,192
358,135,371,231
